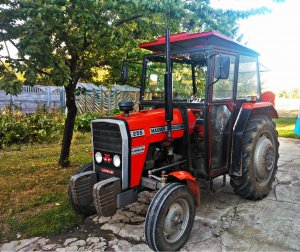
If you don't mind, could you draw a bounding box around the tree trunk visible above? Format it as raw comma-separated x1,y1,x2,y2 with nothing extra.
59,81,77,167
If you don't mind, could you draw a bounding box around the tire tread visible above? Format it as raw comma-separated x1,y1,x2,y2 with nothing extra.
230,115,279,200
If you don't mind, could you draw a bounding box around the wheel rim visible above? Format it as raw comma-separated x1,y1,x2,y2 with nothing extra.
163,198,190,243
254,134,275,186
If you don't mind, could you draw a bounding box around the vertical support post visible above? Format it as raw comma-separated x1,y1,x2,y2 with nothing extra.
84,90,87,113
10,94,12,106
93,88,96,112
191,63,197,95
108,90,111,115
101,89,104,115
164,29,173,140
60,87,66,114
223,174,226,187
47,87,51,110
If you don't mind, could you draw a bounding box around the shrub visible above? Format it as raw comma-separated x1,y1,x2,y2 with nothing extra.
0,112,64,148
108,107,121,116
74,112,99,133
0,110,119,148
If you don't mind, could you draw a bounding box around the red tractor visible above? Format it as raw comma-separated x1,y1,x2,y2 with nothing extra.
68,30,279,251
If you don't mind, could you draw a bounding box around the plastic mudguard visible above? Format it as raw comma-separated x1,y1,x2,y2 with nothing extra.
93,177,121,217
70,171,97,206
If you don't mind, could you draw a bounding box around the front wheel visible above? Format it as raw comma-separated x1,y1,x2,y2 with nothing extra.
145,183,195,251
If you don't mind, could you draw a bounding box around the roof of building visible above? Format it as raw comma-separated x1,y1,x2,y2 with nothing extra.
77,82,108,91
139,31,258,56
77,83,139,92
111,84,140,92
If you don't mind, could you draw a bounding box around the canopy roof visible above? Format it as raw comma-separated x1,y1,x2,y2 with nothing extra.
139,31,258,56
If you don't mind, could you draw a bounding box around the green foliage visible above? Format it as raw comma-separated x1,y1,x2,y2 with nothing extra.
0,0,271,92
0,62,23,95
274,117,300,139
74,112,99,133
0,112,64,148
74,110,121,133
109,107,121,116
0,111,104,147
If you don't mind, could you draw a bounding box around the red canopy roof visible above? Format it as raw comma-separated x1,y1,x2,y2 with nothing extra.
139,31,258,55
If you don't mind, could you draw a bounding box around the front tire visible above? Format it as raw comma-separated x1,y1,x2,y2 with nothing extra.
145,183,195,251
230,115,279,200
68,162,97,216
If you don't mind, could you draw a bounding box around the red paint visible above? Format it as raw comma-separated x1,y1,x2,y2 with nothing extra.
242,102,273,110
169,171,200,205
103,154,112,163
139,31,257,55
169,171,196,182
139,31,236,49
261,91,275,106
115,108,197,188
187,180,201,206
243,102,278,119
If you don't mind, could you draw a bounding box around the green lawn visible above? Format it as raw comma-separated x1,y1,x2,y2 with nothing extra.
0,132,92,243
274,117,300,139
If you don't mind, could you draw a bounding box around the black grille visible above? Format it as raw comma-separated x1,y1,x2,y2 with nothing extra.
92,121,122,154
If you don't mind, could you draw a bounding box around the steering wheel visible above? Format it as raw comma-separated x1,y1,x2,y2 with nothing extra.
187,95,202,103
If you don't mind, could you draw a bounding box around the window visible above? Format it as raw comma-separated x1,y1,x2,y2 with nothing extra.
212,54,236,101
143,51,208,101
237,55,258,99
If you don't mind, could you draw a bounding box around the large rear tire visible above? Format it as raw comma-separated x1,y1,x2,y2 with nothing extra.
68,162,97,216
145,183,195,251
230,115,279,200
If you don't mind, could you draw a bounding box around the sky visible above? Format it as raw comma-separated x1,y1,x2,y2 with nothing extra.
211,0,300,92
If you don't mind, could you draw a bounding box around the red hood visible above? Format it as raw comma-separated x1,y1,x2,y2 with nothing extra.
115,108,196,141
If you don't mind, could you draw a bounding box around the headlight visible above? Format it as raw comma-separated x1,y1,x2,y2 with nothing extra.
113,155,121,167
95,152,102,163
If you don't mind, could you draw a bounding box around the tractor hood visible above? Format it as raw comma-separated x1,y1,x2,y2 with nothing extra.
115,108,196,142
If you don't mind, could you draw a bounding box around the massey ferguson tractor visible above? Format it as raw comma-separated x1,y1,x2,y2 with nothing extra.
68,30,279,251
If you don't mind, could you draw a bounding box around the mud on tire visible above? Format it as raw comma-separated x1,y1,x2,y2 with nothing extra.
68,162,96,216
230,115,279,200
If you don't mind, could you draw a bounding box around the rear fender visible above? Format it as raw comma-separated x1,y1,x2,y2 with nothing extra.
230,103,278,176
243,102,278,119
168,171,200,206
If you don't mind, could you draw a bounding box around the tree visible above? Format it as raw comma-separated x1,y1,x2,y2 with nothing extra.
0,0,268,166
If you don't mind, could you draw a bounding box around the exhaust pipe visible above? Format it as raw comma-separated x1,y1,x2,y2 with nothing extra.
164,29,173,141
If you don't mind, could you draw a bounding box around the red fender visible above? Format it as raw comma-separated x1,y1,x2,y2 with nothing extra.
169,171,200,206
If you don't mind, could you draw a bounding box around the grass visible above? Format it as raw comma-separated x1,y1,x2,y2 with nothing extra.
0,132,92,243
274,117,300,139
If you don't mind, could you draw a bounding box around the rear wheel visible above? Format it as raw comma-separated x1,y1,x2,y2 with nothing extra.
68,162,97,216
230,115,279,199
145,183,195,251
